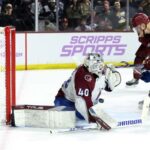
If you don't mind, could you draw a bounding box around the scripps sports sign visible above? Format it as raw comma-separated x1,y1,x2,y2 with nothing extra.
60,35,127,56
19,32,140,67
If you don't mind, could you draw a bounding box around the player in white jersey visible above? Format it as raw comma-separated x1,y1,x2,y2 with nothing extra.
54,53,121,122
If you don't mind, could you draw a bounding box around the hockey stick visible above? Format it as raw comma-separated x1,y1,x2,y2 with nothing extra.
49,102,149,133
49,118,144,133
116,61,134,68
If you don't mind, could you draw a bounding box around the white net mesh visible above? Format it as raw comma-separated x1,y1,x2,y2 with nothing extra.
0,27,6,125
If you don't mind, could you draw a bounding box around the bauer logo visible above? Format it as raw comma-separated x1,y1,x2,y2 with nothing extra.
117,119,142,127
60,35,127,56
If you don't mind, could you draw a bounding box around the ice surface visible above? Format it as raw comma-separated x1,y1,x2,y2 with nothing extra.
1,68,150,150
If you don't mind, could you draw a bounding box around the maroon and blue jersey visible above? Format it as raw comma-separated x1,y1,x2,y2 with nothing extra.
56,65,107,110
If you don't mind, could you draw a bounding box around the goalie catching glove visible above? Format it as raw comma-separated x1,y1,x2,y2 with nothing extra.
105,64,121,91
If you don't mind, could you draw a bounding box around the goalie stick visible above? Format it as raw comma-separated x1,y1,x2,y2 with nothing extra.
116,61,134,68
49,118,144,133
49,102,149,134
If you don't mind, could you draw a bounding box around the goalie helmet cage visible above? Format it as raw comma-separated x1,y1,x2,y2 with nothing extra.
0,26,16,125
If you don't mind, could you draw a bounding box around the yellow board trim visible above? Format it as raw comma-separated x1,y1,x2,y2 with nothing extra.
16,63,77,70
15,61,134,70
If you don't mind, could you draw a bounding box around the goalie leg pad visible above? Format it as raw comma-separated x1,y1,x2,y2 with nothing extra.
13,105,76,129
49,106,76,129
75,97,89,122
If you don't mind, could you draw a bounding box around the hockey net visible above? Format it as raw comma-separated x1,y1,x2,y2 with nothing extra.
0,26,16,125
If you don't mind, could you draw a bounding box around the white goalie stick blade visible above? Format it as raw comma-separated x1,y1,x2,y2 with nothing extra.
50,123,98,133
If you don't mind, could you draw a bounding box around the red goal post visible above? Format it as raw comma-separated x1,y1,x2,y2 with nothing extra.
0,26,16,125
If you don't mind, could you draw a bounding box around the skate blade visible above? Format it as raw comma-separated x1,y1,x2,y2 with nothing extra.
125,84,138,88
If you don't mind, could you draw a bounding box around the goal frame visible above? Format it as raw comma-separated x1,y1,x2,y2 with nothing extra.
0,26,16,124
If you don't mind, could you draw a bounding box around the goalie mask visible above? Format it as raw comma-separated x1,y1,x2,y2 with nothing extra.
84,53,105,76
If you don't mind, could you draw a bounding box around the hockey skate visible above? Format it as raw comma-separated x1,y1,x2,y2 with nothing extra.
138,91,150,110
138,100,150,110
126,78,139,86
138,100,145,109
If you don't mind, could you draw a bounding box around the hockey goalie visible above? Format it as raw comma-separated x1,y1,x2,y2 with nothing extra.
54,53,121,130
